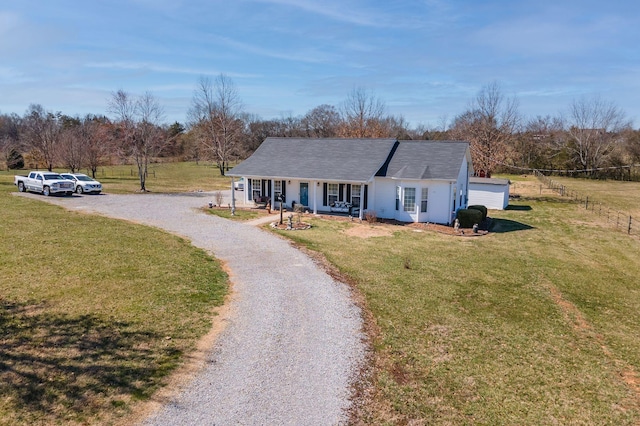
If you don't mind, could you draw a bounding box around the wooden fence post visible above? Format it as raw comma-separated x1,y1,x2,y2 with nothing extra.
585,196,589,209
629,216,633,235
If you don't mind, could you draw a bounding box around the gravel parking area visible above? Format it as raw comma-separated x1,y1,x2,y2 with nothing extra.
18,192,366,425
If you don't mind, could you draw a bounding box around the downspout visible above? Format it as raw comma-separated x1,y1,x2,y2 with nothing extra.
466,161,470,207
449,181,453,225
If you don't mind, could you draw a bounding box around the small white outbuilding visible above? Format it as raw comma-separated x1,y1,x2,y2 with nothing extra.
468,177,510,210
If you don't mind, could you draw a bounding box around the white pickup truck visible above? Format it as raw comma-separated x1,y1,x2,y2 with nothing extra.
14,171,75,196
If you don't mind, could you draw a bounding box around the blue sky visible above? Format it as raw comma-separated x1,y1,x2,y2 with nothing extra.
1,0,639,128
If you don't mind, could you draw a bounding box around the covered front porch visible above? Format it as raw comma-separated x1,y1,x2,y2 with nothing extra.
239,177,370,219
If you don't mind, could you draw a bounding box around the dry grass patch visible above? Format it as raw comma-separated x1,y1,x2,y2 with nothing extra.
343,223,395,238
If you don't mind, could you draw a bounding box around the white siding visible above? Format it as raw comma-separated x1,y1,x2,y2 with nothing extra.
372,179,396,219
468,182,509,210
373,178,453,224
456,157,471,209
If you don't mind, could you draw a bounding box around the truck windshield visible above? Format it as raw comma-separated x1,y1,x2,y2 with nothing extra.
43,174,63,180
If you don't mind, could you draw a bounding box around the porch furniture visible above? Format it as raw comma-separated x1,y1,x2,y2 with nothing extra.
330,201,359,216
254,196,270,208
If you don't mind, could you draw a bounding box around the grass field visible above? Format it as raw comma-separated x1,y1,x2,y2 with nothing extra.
276,175,640,424
0,169,228,425
45,161,238,193
4,163,640,424
534,174,640,218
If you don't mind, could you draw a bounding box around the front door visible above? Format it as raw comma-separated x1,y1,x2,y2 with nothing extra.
300,182,309,206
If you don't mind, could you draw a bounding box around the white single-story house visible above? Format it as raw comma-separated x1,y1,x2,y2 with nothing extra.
468,177,510,210
227,137,474,225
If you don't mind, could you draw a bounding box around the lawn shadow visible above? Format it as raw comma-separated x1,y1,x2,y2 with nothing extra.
0,299,180,423
489,218,535,233
505,204,532,211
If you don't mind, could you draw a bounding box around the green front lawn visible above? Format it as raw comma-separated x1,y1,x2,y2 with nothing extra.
0,172,228,425
277,176,640,424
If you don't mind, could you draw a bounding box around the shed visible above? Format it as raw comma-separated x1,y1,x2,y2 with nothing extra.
468,177,510,210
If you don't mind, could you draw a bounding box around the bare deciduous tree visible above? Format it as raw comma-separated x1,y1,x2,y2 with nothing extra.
81,116,110,178
515,115,566,170
189,74,244,175
565,96,630,173
59,115,84,173
0,113,22,170
23,104,62,171
301,104,340,138
338,87,387,138
450,82,520,175
109,90,166,191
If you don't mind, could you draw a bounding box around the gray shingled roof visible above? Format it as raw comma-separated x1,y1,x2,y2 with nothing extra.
227,137,398,181
469,177,510,185
380,141,469,180
228,138,470,182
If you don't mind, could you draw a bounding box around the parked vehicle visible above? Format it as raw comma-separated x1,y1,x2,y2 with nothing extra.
233,177,245,190
14,171,75,196
60,173,102,194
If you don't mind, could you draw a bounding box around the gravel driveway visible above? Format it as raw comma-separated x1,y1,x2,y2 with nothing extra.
19,192,365,425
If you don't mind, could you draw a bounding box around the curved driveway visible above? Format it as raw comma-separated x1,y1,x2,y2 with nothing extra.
20,192,365,425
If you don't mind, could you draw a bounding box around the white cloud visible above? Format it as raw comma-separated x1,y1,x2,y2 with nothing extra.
84,61,259,79
248,0,381,27
209,35,339,64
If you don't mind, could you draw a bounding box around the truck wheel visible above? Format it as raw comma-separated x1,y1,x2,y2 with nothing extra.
76,186,83,194
43,186,51,196
18,181,25,192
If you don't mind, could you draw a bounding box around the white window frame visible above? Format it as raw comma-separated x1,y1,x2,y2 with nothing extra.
252,179,262,200
274,180,282,200
421,187,428,213
327,183,338,205
404,187,416,212
351,184,361,207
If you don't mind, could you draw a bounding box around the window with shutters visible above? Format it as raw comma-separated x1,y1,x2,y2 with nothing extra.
351,184,361,207
252,179,261,200
327,183,338,205
274,180,282,200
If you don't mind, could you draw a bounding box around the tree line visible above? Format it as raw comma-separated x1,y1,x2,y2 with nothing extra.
2,77,640,191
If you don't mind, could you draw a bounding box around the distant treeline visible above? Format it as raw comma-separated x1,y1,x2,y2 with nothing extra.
2,79,639,184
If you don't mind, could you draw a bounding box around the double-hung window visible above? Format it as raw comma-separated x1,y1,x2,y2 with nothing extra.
274,180,282,201
351,184,361,207
252,179,262,200
327,183,339,205
403,187,416,212
421,188,428,213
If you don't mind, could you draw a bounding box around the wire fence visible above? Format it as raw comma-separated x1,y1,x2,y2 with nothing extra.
533,170,637,237
97,168,157,178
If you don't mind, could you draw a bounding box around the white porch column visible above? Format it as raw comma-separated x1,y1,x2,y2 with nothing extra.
231,177,236,215
358,183,364,220
313,181,318,214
